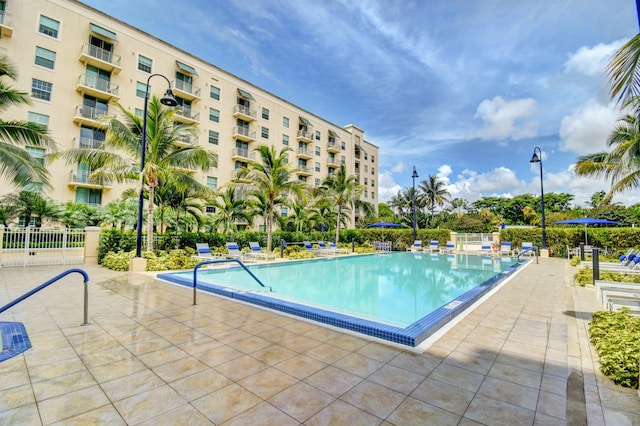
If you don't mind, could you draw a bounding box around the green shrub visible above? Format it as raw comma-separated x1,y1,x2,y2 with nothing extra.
101,250,135,271
574,267,640,286
589,310,640,388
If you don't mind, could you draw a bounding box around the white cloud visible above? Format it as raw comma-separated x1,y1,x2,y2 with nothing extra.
378,171,403,202
447,167,523,202
390,162,406,174
564,39,625,77
468,96,538,141
558,99,620,154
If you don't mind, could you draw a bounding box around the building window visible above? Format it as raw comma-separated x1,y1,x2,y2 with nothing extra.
315,130,320,140
315,146,320,156
283,116,289,128
205,206,215,214
315,178,320,187
364,165,368,173
207,176,217,189
371,192,375,200
262,107,269,120
315,162,320,172
210,85,220,100
39,15,60,38
281,207,288,217
208,130,219,145
136,81,148,98
175,71,193,93
371,180,375,187
341,155,345,165
282,134,289,146
31,79,52,101
298,175,307,182
364,190,368,198
364,153,368,160
341,141,346,150
75,188,102,205
35,47,56,69
371,155,375,163
25,147,45,166
134,108,143,117
372,167,375,175
261,126,269,139
27,112,49,129
209,108,219,123
138,55,152,73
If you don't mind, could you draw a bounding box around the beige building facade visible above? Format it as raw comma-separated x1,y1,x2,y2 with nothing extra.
0,0,378,225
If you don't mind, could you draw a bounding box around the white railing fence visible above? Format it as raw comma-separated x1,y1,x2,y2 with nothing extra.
2,227,85,267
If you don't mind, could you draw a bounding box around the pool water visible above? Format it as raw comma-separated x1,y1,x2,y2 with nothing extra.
158,252,523,347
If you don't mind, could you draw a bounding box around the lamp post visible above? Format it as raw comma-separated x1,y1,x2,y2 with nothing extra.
135,74,178,259
412,166,419,241
530,146,546,249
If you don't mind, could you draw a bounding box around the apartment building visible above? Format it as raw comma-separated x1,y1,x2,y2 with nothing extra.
0,0,378,224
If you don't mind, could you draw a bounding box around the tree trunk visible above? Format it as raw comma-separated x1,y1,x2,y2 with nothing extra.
335,204,341,243
147,185,155,252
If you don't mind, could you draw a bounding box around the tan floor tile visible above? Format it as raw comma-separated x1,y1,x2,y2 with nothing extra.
533,412,567,426
192,383,262,424
196,344,244,367
27,357,86,383
238,367,299,399
443,349,494,375
387,397,461,426
37,385,110,425
304,343,350,364
464,394,535,425
137,345,190,368
177,336,223,355
279,334,323,353
260,327,298,344
429,362,485,393
356,342,402,363
0,403,41,425
52,404,126,425
0,368,30,391
123,336,173,356
137,403,212,426
0,383,35,411
89,357,147,383
215,354,270,381
275,354,327,380
388,352,441,375
79,346,135,369
326,334,369,352
495,350,545,374
268,381,335,422
23,345,78,367
478,376,540,411
341,380,405,419
536,389,567,420
302,326,343,342
305,365,364,397
32,370,97,402
152,355,209,383
367,364,425,395
488,361,542,390
222,401,299,425
250,344,297,366
170,368,232,401
101,369,164,402
306,398,383,426
333,352,384,378
411,377,474,415
231,335,273,354
114,384,186,425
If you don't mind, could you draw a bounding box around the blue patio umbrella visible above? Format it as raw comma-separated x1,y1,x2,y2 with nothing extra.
553,217,620,244
366,221,401,228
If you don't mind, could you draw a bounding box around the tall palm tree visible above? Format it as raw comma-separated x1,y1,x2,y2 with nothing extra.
607,33,640,108
0,54,55,188
320,164,363,242
53,96,217,251
243,145,302,251
419,175,451,227
209,186,252,234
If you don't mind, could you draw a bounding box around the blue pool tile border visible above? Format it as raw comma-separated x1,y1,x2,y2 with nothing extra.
158,257,525,347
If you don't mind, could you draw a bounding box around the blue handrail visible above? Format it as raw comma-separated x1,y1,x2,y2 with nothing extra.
193,259,270,305
0,268,90,325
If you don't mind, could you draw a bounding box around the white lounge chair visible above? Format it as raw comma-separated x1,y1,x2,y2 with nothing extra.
410,240,423,252
500,242,512,256
249,241,276,260
329,242,349,254
425,240,439,253
226,242,253,262
520,242,535,257
195,243,223,260
442,241,455,254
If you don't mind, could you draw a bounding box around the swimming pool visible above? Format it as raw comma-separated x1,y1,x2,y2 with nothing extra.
158,252,525,347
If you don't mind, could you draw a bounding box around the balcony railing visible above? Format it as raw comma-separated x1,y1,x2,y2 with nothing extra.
77,74,119,97
81,44,121,67
73,136,104,149
75,105,108,122
297,130,313,140
69,170,110,187
0,11,12,37
172,79,201,99
175,109,199,122
233,104,257,120
232,126,256,140
233,147,250,158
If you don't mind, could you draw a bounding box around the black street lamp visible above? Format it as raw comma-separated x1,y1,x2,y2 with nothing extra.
530,146,547,249
135,74,178,259
412,166,419,241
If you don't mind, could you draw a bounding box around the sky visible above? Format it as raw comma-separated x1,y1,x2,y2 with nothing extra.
81,0,640,207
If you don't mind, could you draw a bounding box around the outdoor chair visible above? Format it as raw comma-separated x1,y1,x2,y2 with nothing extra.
249,241,276,260
195,243,223,260
226,242,253,262
426,240,439,253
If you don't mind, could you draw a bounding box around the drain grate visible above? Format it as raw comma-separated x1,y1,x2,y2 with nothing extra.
0,321,31,363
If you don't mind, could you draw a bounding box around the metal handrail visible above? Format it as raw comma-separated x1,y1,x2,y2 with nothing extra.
0,268,90,325
192,259,270,305
517,246,539,264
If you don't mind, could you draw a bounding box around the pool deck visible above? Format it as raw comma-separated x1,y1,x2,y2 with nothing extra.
0,258,638,425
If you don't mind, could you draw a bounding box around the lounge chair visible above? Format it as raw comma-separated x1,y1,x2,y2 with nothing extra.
480,242,493,255
195,243,223,260
520,242,536,257
226,242,253,262
442,241,455,254
303,241,323,256
249,241,276,260
317,241,334,255
500,242,512,256
329,242,349,254
426,240,439,253
410,240,423,252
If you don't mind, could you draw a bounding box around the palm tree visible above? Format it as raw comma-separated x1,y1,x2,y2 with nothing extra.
53,96,217,251
243,145,302,251
208,186,252,234
419,175,451,227
607,33,640,108
0,54,55,189
320,164,363,242
98,198,137,230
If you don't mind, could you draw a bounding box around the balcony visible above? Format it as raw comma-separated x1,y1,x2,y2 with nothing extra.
79,44,122,74
76,74,120,101
172,79,201,101
73,136,104,149
231,147,253,161
174,109,199,125
68,170,111,189
232,104,257,121
231,168,250,183
0,11,12,37
327,141,340,153
175,134,197,147
327,158,339,168
73,106,108,128
296,148,312,160
232,125,256,142
297,130,313,142
297,167,312,176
